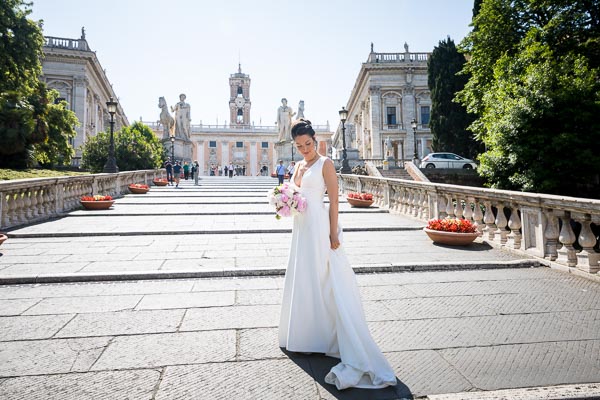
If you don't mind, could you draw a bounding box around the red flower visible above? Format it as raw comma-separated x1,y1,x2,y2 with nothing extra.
81,195,112,202
347,192,373,201
129,184,149,189
426,218,477,233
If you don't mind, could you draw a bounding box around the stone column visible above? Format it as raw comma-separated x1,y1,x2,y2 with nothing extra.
368,86,382,158
197,141,205,175
420,138,427,158
72,76,88,154
221,141,229,167
402,87,416,160
250,141,257,177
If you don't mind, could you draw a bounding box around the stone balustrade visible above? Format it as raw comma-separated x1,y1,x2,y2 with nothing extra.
0,170,164,230
367,52,429,63
339,175,600,275
44,36,90,51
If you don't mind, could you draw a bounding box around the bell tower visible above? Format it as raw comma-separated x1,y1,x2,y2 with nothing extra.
229,64,251,126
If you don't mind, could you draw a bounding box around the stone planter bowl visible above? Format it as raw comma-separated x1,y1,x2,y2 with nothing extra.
423,228,479,246
80,200,115,210
129,186,150,194
153,180,168,186
347,197,374,208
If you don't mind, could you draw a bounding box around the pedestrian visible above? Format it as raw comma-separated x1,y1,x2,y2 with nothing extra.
183,161,190,180
164,158,173,185
242,165,246,176
224,165,228,177
173,161,182,188
287,161,296,179
193,160,199,185
276,159,286,185
228,163,234,178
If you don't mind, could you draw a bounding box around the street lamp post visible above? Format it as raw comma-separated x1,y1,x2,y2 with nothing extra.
103,97,119,173
411,118,419,166
339,107,351,174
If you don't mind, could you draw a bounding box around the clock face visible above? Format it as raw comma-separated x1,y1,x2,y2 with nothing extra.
235,97,245,107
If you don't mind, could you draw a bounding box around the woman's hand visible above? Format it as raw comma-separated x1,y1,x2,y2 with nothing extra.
330,233,341,250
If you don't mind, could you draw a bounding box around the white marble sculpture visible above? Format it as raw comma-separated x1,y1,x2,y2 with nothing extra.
276,98,295,142
158,96,175,139
297,100,305,119
171,93,191,140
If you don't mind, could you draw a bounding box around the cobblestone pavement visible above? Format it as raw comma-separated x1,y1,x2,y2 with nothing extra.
1,268,599,399
2,177,597,399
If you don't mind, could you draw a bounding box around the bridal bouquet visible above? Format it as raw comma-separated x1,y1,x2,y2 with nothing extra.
267,183,307,219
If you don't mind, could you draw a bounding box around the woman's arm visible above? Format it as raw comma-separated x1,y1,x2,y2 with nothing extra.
323,158,340,249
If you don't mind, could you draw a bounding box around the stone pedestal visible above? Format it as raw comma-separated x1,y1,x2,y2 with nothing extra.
163,138,193,162
275,141,296,164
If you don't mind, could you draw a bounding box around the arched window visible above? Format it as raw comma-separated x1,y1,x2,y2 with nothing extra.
237,108,244,123
237,86,243,96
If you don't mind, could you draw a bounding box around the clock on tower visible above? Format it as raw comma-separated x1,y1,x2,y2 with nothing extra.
229,64,251,126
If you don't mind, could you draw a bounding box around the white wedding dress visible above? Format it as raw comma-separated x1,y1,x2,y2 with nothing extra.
278,156,397,390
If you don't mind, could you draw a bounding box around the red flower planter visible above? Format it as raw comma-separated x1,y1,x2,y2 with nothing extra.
128,185,150,194
347,197,374,208
423,228,479,246
80,200,115,210
152,179,168,186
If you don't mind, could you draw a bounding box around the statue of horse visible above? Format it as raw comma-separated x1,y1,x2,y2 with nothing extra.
158,96,175,139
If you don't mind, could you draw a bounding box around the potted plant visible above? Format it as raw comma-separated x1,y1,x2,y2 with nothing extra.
80,195,114,210
424,218,479,245
128,183,150,194
346,192,374,208
152,178,169,186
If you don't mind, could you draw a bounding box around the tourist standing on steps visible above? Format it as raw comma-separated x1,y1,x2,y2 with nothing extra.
183,161,190,180
228,163,234,178
193,160,199,185
173,161,182,188
164,158,173,185
276,160,286,185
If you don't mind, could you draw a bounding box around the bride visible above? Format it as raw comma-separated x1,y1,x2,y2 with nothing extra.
278,119,397,390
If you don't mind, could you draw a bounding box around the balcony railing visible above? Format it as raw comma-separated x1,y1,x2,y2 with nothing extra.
367,52,429,63
1,170,163,230
338,175,600,275
44,36,90,51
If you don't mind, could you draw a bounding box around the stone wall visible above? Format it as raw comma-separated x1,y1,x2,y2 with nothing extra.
421,168,485,188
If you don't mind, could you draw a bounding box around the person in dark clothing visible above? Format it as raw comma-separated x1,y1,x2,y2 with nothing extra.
173,161,182,188
164,158,173,185
183,161,190,180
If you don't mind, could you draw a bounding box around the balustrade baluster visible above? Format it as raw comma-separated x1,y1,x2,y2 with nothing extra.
557,211,578,267
483,201,496,240
401,188,409,214
420,190,429,220
463,197,474,222
454,196,464,219
472,199,484,235
507,205,522,249
23,190,34,221
544,210,560,261
445,195,454,218
494,203,509,245
576,215,600,273
437,195,447,219
30,187,40,219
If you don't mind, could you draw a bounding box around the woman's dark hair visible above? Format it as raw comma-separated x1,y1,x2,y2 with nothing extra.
291,119,315,139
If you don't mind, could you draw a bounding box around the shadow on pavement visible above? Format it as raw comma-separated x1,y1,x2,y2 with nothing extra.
432,241,494,251
283,349,413,399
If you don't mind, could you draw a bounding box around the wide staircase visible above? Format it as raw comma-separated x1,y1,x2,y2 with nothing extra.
378,167,413,180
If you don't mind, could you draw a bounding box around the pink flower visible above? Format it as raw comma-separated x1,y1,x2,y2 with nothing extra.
279,205,291,217
281,194,289,202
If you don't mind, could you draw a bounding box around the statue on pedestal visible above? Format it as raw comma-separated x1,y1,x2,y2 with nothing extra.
276,98,295,142
171,93,191,140
158,96,174,139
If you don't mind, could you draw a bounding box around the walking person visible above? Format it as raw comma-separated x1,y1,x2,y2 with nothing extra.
228,163,234,178
164,158,173,186
183,161,190,180
287,161,295,180
224,165,228,177
276,160,286,185
279,119,396,390
193,160,199,185
173,161,182,188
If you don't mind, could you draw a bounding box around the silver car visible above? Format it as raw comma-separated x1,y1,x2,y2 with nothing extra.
420,153,477,169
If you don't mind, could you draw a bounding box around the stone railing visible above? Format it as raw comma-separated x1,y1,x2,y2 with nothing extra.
367,52,430,63
44,36,90,51
0,170,164,230
339,175,600,275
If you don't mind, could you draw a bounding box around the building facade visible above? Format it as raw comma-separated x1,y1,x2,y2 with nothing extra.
334,44,433,164
41,32,128,165
147,66,333,177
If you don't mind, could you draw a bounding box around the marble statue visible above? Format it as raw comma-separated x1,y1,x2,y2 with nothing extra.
385,136,392,157
404,42,409,52
297,100,305,119
171,93,191,140
158,97,175,139
276,98,295,142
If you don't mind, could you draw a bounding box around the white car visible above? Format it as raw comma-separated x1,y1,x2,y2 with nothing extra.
420,153,477,169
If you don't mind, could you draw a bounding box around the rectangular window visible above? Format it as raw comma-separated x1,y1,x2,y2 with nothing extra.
420,106,430,126
386,107,397,125
209,141,216,148
236,141,243,148
261,142,269,148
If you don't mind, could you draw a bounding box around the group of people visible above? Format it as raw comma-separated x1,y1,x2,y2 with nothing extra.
207,164,247,177
163,158,200,187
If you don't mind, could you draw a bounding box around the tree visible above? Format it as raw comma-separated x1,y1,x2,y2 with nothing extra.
428,37,479,159
458,0,600,196
81,122,165,173
0,0,78,168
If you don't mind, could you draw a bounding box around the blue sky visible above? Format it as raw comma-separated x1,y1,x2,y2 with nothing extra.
31,0,474,128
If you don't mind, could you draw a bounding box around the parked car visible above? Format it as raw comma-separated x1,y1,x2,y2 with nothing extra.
420,153,477,169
